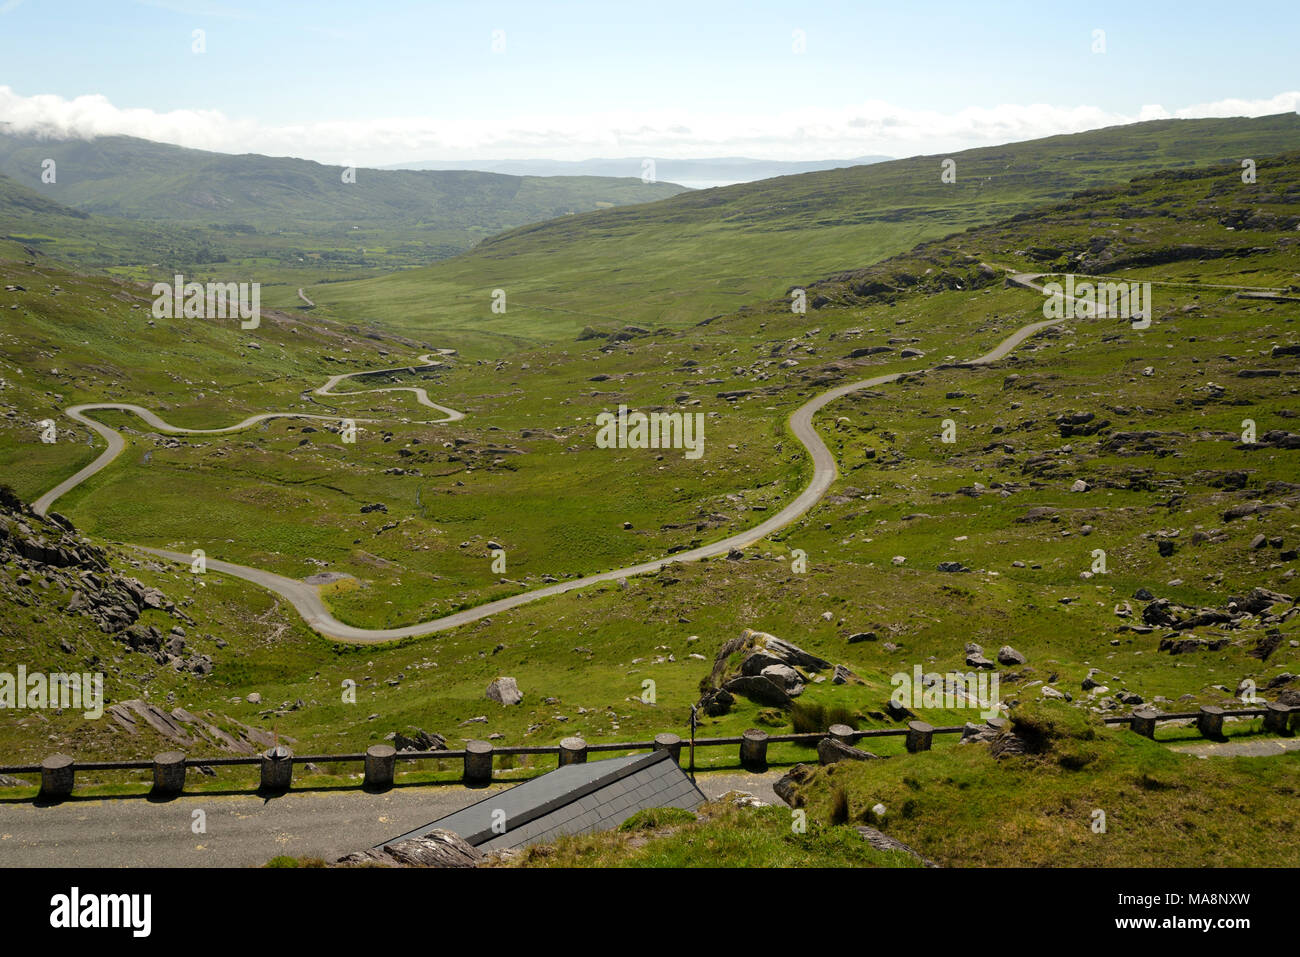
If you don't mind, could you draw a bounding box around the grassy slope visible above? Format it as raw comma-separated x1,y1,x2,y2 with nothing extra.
782,702,1298,868
306,114,1300,344
1,134,1298,869
0,131,685,283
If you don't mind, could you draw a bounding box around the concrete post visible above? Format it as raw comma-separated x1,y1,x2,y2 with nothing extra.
40,753,74,799
1130,707,1159,739
364,744,396,789
828,723,855,744
1262,701,1292,735
152,751,186,795
905,720,934,753
464,740,493,783
739,728,769,770
652,732,682,764
260,744,293,792
558,736,588,766
1197,705,1225,739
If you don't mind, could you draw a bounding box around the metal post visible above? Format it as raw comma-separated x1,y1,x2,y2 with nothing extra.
689,704,698,783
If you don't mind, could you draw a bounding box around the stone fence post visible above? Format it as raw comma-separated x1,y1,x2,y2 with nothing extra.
364,744,396,789
653,733,682,764
905,720,933,753
152,751,186,795
40,754,74,799
1263,701,1292,735
559,736,588,766
464,740,493,783
1197,705,1225,739
739,729,768,770
1130,708,1159,738
260,744,293,792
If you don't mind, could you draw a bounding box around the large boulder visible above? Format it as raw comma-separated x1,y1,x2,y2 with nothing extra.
394,729,447,752
337,830,482,868
759,663,804,696
697,687,734,716
773,763,815,807
485,677,522,706
816,738,880,765
740,651,787,676
747,630,831,671
997,645,1027,666
722,675,793,708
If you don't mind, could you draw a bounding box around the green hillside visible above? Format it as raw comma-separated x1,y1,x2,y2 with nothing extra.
1,126,1297,871
0,130,688,279
304,113,1300,344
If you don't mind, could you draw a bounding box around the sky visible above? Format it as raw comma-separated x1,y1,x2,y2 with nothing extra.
0,0,1297,166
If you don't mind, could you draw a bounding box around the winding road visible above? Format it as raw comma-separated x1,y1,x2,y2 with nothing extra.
33,273,1074,643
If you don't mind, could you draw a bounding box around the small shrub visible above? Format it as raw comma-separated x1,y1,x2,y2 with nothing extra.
829,785,850,825
792,701,860,734
619,806,697,832
0,484,22,511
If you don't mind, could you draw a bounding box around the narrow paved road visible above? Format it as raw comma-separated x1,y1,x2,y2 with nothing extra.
33,273,1082,642
0,770,784,867
32,354,461,517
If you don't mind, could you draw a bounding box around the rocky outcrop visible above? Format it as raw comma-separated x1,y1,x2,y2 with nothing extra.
106,698,289,753
336,830,483,868
817,738,881,765
854,826,939,867
773,763,815,807
699,629,834,713
393,729,447,751
0,492,202,672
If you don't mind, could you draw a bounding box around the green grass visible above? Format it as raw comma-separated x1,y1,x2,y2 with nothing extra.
307,113,1300,345
497,801,924,867
1,130,1299,872
0,131,686,278
783,700,1300,867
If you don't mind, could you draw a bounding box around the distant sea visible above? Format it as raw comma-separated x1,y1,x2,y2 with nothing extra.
671,179,740,189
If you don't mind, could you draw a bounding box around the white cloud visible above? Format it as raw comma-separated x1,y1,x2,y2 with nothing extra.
1,85,1296,166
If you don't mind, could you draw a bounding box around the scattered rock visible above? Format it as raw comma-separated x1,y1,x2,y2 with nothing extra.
485,677,523,706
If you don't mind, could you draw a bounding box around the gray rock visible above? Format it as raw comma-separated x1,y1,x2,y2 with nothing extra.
997,645,1026,666
854,826,938,867
817,738,880,765
831,663,863,685
338,829,483,868
394,729,447,751
485,677,522,706
722,675,793,708
760,663,804,696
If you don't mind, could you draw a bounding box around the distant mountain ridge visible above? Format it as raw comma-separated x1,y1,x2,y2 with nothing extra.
309,112,1300,340
0,130,688,228
381,155,893,185
0,129,689,273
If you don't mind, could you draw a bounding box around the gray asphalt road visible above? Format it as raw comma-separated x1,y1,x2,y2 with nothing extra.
32,275,1073,642
32,353,461,518
32,272,1138,642
0,784,506,868
0,769,785,867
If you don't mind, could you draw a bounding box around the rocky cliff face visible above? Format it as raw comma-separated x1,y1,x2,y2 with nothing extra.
0,488,209,675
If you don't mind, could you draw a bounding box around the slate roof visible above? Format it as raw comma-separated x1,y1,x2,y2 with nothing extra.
382,749,706,853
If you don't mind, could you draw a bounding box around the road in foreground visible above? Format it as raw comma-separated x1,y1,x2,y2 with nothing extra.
0,771,783,867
